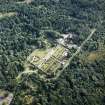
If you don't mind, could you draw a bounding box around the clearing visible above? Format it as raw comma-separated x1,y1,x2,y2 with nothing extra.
16,29,96,81
27,45,71,76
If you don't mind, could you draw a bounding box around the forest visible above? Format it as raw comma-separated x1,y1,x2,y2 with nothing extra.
0,0,105,105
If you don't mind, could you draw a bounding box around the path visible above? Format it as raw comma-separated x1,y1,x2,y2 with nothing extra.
16,29,96,81
17,0,33,4
53,28,96,80
16,68,37,81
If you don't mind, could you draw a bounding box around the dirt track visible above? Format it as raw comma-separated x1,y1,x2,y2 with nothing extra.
54,29,96,80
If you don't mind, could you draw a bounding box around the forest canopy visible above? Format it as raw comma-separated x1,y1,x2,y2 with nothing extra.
0,0,105,105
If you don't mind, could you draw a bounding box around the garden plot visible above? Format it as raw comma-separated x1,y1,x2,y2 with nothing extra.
25,29,96,80
27,45,74,77
16,29,96,81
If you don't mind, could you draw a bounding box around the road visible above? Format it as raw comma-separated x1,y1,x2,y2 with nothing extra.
16,29,96,81
16,68,37,81
53,28,96,80
0,12,16,19
17,0,33,4
25,0,33,4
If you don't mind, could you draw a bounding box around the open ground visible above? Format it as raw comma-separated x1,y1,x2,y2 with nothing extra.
16,28,96,82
